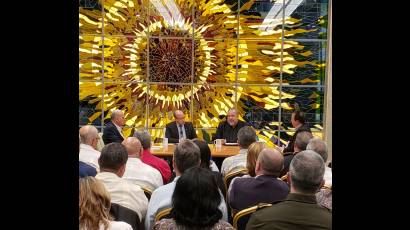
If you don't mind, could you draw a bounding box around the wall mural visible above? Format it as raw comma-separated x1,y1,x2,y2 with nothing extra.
79,0,329,145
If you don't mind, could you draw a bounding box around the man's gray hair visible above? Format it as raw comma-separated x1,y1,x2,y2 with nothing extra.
237,126,256,148
133,130,151,150
111,109,123,120
289,150,325,194
306,138,328,162
295,131,313,151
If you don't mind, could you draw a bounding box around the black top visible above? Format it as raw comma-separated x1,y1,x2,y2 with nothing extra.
165,121,197,143
283,123,311,153
214,120,248,143
102,121,124,145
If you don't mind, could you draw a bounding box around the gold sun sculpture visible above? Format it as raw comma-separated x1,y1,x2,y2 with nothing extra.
79,0,323,145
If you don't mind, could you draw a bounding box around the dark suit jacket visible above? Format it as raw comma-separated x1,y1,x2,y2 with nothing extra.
165,121,197,143
229,175,289,212
102,121,124,145
246,193,332,230
283,123,311,153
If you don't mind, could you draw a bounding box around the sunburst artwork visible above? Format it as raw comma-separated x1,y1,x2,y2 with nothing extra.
79,0,329,146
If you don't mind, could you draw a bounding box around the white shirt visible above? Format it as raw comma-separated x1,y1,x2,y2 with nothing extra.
144,176,228,230
96,172,148,220
79,144,101,172
221,148,248,177
97,221,133,230
210,160,220,172
324,166,332,187
123,157,163,192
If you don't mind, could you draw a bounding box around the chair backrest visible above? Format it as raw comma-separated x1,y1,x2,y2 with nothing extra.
280,174,288,182
233,203,272,230
139,186,152,200
155,207,172,222
110,203,142,230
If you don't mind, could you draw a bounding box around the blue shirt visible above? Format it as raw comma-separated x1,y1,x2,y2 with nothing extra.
79,161,97,178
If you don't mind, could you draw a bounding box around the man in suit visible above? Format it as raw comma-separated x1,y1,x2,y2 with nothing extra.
228,148,289,212
283,109,311,153
246,150,331,230
102,110,125,145
214,108,248,143
165,110,197,143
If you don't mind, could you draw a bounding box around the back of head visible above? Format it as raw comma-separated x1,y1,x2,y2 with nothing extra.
289,150,325,194
122,137,142,157
174,140,201,174
237,126,256,149
192,139,211,169
306,138,328,162
133,130,151,150
172,167,222,228
257,148,284,177
79,125,99,145
98,143,128,172
295,131,313,151
79,176,112,230
247,141,267,177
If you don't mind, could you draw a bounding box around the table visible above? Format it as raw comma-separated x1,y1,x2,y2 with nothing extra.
151,144,240,158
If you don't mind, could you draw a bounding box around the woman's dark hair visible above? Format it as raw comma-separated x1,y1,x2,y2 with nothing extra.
192,139,211,169
171,167,222,228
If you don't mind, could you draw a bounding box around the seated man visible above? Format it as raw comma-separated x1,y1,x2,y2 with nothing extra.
283,109,311,153
102,110,125,145
144,140,228,230
306,138,332,187
280,131,313,178
221,126,256,177
246,150,331,230
96,143,148,221
165,110,197,143
228,148,289,212
79,125,101,171
122,137,163,192
214,108,248,143
133,130,172,184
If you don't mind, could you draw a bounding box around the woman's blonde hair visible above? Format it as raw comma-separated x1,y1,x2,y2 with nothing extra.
246,141,267,177
79,176,113,230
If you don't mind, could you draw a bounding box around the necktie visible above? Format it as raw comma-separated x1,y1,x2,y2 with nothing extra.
179,125,184,138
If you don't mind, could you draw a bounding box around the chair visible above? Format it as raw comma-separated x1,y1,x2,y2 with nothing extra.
280,174,288,182
139,186,152,200
154,207,172,222
110,203,142,230
233,203,272,230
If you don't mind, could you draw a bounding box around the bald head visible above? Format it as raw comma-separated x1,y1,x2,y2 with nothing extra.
256,148,284,177
122,137,143,158
173,110,185,125
79,125,99,148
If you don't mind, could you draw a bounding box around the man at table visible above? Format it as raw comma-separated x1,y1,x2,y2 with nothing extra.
165,110,197,143
214,108,248,143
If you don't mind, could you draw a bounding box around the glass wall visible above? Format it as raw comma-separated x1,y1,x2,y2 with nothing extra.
79,0,329,145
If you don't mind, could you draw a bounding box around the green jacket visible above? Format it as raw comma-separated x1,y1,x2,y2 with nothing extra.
246,193,332,230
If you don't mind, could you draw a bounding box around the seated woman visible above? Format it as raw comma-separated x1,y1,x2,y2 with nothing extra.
79,176,132,230
245,141,267,177
154,167,234,230
193,139,226,198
